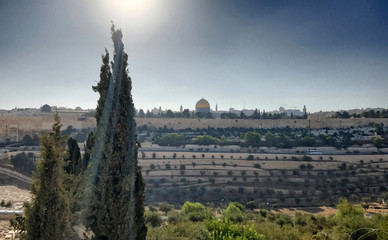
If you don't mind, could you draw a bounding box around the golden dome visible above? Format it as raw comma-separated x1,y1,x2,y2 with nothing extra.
195,98,210,109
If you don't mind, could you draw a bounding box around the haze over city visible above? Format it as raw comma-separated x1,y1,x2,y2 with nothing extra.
0,0,387,112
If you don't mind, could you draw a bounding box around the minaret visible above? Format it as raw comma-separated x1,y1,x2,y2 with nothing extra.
303,105,307,115
215,104,218,112
180,105,183,113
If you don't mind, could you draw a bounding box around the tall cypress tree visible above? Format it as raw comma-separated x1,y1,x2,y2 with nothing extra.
85,24,146,240
23,113,71,240
65,137,81,175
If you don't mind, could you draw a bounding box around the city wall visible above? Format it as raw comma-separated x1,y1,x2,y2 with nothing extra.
1,115,388,141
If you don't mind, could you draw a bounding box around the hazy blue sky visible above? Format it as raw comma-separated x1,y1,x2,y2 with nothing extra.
0,0,387,113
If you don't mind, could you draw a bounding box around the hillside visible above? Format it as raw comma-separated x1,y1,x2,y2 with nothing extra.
140,151,388,206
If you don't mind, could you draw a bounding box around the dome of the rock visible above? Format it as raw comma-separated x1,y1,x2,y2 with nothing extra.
195,98,210,113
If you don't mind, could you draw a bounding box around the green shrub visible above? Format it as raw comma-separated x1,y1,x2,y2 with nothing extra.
145,211,163,227
181,201,207,222
206,218,265,240
167,210,187,224
159,202,173,214
222,202,245,223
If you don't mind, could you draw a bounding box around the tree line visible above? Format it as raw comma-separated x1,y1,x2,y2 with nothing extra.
136,108,307,119
332,109,388,119
151,125,387,149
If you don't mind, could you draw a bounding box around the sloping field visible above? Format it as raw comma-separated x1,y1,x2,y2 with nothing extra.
141,152,388,206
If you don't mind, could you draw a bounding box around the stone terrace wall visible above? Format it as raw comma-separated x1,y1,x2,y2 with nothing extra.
1,116,388,140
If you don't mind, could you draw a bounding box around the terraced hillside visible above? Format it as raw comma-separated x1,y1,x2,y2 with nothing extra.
140,152,388,206
1,151,387,207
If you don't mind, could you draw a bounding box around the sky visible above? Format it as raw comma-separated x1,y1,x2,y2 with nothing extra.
0,0,387,113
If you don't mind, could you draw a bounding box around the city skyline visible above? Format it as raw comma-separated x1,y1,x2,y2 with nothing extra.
1,0,387,113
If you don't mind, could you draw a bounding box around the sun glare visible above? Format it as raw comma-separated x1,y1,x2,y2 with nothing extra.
107,0,156,17
98,0,165,34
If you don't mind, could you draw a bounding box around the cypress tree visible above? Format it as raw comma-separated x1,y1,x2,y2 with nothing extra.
85,24,146,240
65,137,81,175
23,113,71,240
82,131,94,172
92,48,111,125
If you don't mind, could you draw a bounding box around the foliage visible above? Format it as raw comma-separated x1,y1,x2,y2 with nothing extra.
156,133,186,146
373,136,384,149
22,113,72,240
143,199,388,240
146,222,210,240
206,218,265,240
64,137,81,175
181,201,208,222
332,198,375,240
159,202,173,214
145,211,163,227
192,135,220,145
21,135,33,146
85,25,146,239
10,152,36,176
245,131,261,147
377,215,388,240
222,202,245,223
167,210,187,224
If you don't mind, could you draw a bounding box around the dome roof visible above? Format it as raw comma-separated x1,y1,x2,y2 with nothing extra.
41,104,52,113
195,98,210,109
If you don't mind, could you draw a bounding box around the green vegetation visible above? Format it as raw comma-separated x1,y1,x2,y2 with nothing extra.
159,202,173,214
332,109,388,118
145,123,387,149
21,134,40,146
244,131,261,147
10,152,36,176
145,211,163,227
181,201,208,222
11,26,149,240
85,25,146,239
0,200,12,208
145,199,388,240
155,133,186,146
64,137,81,175
22,114,72,240
192,135,220,145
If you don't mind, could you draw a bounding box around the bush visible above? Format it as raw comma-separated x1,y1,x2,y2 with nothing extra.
254,163,261,168
150,164,156,170
148,205,157,212
222,202,245,223
207,218,265,240
274,213,293,227
181,201,207,222
0,200,11,207
165,163,171,170
145,211,163,227
246,201,257,210
156,133,186,146
192,135,219,145
167,210,187,224
159,202,173,214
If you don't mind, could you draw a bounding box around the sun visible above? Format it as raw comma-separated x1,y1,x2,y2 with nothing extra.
107,0,155,17
98,0,164,32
